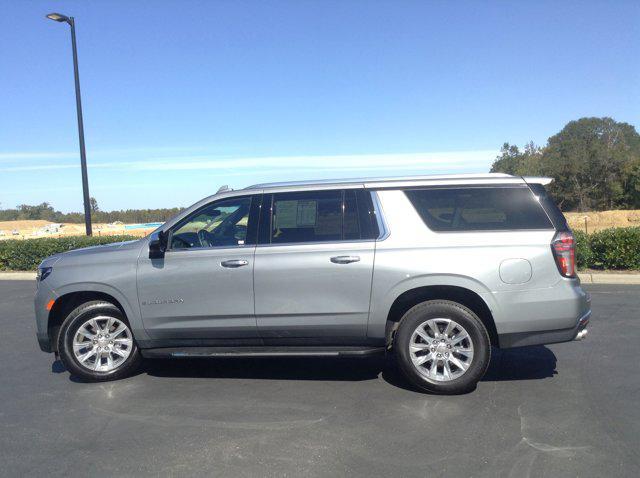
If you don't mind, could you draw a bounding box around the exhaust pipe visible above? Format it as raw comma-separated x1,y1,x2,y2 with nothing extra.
575,329,588,341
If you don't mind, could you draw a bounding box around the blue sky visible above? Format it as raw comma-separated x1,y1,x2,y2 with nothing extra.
1,0,638,212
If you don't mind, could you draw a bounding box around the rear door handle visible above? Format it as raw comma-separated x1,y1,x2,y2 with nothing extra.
330,255,361,264
221,259,249,268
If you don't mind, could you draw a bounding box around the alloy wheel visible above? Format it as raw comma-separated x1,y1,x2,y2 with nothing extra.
408,318,474,382
72,316,133,372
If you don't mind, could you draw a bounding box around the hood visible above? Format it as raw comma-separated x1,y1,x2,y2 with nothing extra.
59,239,144,258
38,239,146,269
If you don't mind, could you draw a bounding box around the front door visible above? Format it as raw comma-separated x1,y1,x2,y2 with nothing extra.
137,195,259,340
254,189,378,342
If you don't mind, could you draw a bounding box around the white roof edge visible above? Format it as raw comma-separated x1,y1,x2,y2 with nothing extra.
364,177,525,189
246,173,516,190
523,176,554,185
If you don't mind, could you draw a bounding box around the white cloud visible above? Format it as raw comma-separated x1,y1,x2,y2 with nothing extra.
0,150,497,174
0,164,78,172
125,151,496,172
0,145,225,163
0,152,76,161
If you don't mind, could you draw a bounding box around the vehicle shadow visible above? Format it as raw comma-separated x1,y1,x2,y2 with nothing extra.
140,345,557,390
482,345,558,382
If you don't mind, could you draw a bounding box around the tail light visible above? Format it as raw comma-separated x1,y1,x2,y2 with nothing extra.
551,231,576,278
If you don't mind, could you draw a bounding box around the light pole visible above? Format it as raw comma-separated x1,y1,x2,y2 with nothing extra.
46,12,92,236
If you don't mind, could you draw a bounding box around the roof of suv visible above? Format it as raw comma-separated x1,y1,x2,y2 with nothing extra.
244,173,552,191
164,173,553,231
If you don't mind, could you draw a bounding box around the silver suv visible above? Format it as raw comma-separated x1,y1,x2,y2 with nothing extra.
34,173,591,394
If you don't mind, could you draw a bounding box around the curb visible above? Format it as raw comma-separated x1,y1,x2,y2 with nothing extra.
578,273,640,284
2,271,640,284
0,272,36,280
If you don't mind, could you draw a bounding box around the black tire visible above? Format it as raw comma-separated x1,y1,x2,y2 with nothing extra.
393,300,491,394
57,300,142,382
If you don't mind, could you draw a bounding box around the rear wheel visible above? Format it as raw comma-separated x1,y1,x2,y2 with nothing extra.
58,300,142,381
394,300,491,394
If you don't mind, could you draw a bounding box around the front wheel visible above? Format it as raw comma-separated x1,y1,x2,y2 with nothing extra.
394,300,491,394
58,300,142,381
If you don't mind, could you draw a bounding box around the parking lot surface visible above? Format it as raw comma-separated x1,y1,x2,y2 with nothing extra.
1,281,638,477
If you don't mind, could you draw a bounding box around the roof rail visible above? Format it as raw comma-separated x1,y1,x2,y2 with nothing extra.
245,173,518,190
522,176,553,185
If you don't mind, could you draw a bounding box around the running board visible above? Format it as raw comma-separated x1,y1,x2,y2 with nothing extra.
141,346,386,359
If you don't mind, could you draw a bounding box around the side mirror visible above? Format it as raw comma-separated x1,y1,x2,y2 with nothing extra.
149,230,167,259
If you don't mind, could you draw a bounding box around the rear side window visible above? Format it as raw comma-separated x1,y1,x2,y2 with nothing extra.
265,189,379,244
527,183,569,231
405,187,553,231
272,190,342,243
344,189,379,241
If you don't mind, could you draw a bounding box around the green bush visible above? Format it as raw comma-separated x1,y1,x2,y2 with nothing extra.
573,227,640,270
587,227,640,270
0,236,138,271
573,230,594,270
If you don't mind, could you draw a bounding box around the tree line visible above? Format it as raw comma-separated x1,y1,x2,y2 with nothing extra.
0,202,184,224
491,117,640,211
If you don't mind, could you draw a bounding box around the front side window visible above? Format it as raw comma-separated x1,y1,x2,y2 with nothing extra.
405,187,553,231
266,189,379,244
169,197,252,249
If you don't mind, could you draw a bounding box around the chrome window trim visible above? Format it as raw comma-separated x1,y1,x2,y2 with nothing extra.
370,191,389,241
255,238,376,249
251,189,384,248
421,228,556,235
166,244,255,253
261,188,380,247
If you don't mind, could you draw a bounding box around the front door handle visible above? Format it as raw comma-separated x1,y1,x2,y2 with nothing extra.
221,259,249,268
330,255,361,264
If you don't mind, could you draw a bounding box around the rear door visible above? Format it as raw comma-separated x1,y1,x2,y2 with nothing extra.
253,188,379,342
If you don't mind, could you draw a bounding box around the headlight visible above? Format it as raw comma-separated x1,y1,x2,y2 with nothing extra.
37,266,52,281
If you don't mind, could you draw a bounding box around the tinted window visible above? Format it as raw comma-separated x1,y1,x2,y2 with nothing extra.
271,190,341,243
266,190,379,244
405,187,553,231
343,190,359,240
528,183,569,231
348,189,380,240
170,197,252,249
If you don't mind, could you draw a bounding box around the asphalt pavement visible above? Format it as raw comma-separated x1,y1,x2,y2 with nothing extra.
1,281,638,477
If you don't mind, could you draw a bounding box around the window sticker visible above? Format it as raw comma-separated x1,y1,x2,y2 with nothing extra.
275,200,318,228
296,200,317,227
275,200,298,229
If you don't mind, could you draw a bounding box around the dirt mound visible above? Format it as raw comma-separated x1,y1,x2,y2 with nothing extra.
0,220,151,240
0,220,49,231
565,210,640,233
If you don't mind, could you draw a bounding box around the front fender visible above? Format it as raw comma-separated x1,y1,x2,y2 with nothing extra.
52,282,149,342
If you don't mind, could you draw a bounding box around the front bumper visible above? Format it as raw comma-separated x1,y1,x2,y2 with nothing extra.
34,280,56,353
37,332,53,353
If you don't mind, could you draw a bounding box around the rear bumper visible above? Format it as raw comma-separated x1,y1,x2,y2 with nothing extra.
499,293,591,348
